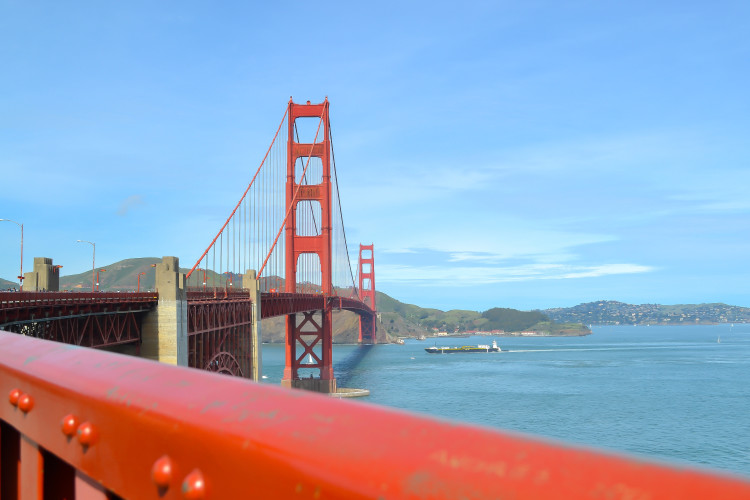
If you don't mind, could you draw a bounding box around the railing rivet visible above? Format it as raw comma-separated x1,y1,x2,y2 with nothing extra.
61,414,80,437
8,388,21,406
77,422,98,446
182,469,206,499
151,455,174,488
18,393,34,413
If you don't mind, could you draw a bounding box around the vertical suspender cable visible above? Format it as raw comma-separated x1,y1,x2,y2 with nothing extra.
185,105,289,280
329,121,358,297
258,103,326,280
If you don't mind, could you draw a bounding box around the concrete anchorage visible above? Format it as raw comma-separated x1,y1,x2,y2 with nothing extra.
243,269,262,381
141,256,188,366
22,257,60,292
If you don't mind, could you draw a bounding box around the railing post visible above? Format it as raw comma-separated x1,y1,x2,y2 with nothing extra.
19,436,43,498
141,256,187,365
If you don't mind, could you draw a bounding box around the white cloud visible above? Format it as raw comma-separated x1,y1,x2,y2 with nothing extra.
377,262,654,286
117,195,145,216
377,223,617,264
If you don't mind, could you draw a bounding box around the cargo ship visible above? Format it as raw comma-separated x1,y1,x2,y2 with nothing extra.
425,340,502,354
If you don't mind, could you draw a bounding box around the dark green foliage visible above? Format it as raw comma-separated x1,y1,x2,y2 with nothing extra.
374,292,588,336
481,308,549,332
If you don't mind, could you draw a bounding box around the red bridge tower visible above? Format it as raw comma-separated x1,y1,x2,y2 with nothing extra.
358,244,377,343
281,99,336,393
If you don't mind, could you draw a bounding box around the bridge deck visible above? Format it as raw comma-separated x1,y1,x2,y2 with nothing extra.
0,291,159,348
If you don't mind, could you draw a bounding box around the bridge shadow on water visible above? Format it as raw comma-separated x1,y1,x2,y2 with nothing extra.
334,344,376,387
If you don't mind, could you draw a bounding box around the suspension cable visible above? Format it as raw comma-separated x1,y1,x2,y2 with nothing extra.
328,117,359,298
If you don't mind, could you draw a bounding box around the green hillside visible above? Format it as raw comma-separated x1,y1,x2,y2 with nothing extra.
0,277,18,290
58,258,228,292
60,257,164,291
545,300,750,325
481,308,548,332
377,292,590,337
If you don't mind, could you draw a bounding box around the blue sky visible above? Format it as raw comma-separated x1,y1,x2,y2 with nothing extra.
1,1,748,311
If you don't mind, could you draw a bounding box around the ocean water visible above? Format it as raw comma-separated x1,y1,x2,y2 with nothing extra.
260,324,750,477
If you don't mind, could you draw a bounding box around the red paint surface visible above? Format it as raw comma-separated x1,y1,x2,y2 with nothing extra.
2,330,749,499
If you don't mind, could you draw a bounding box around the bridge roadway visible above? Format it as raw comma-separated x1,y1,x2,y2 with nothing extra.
0,289,372,349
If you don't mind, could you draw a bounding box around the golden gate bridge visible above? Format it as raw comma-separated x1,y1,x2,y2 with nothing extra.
1,99,749,498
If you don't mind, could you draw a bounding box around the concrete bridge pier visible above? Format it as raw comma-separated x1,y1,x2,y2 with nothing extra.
22,257,60,292
141,256,187,366
243,269,262,381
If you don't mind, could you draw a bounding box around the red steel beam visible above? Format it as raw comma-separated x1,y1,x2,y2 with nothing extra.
0,291,158,327
258,292,373,319
2,331,750,499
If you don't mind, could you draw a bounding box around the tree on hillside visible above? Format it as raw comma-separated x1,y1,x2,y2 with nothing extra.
481,308,549,332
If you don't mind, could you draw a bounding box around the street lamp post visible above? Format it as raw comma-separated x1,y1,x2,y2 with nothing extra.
0,219,24,288
76,240,95,292
150,264,157,292
137,272,146,292
196,267,208,291
96,269,106,292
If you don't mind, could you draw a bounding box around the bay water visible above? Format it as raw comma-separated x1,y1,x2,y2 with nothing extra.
261,324,750,477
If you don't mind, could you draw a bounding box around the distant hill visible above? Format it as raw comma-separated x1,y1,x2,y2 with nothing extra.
377,294,590,338
544,300,750,325
59,257,164,291
0,277,18,290
57,258,273,292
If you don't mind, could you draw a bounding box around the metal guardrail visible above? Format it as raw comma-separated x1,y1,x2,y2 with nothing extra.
0,291,159,304
2,330,749,499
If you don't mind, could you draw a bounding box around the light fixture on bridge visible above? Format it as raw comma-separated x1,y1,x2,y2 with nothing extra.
196,267,207,290
96,269,106,292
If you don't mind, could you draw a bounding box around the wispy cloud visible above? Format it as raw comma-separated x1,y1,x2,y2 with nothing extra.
377,224,617,263
377,261,654,286
117,195,145,216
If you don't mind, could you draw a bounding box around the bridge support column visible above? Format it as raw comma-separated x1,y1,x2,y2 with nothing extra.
281,98,337,394
244,269,262,381
357,244,377,344
22,257,60,292
281,305,336,394
141,257,187,366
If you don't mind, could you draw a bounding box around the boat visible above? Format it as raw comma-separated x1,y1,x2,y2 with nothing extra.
425,340,502,354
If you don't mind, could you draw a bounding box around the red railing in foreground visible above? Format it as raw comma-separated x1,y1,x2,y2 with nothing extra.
1,331,749,499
